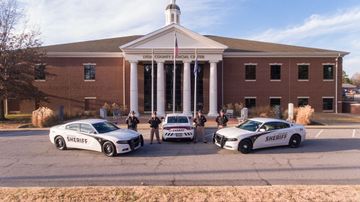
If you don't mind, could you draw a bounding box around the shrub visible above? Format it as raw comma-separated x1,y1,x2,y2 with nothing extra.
249,106,276,118
295,105,314,125
31,107,59,128
234,102,244,116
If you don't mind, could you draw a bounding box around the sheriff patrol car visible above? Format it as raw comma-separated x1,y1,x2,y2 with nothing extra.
213,118,306,154
162,114,195,141
49,119,144,157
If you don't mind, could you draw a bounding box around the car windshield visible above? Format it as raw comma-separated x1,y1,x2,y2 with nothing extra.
92,121,119,134
237,120,262,132
167,116,189,124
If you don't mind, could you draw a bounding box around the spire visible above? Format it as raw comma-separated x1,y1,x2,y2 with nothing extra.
165,0,181,25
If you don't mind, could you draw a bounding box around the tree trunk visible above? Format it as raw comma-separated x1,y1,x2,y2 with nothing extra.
0,99,7,121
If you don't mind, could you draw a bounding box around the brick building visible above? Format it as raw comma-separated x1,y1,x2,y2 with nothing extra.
4,1,348,116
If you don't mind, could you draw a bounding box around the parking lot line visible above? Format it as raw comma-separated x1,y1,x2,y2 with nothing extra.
315,129,324,138
353,129,356,138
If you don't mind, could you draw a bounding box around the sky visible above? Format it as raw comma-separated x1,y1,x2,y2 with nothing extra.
19,0,360,77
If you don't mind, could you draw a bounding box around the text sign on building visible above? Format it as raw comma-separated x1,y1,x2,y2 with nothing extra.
142,54,205,60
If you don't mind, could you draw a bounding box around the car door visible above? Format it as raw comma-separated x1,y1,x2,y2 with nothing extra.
253,122,279,149
79,124,102,152
274,122,291,146
258,122,290,148
64,123,81,149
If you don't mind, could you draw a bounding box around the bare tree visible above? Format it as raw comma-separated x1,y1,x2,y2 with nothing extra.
0,0,46,120
351,73,360,88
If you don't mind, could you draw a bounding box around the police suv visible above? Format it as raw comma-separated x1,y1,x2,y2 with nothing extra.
213,118,306,154
49,119,144,157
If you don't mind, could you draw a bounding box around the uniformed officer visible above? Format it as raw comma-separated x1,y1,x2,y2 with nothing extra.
148,112,162,144
125,111,140,131
193,110,207,143
216,109,229,129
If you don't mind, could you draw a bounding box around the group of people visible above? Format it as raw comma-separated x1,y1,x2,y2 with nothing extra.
125,109,229,144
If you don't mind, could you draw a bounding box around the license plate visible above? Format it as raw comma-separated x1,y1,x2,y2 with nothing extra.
176,134,182,137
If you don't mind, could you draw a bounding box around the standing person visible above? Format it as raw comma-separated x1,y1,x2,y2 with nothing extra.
125,111,140,131
148,112,162,144
216,110,228,129
193,110,207,143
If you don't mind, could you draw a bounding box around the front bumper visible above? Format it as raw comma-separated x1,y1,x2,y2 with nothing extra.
116,135,144,154
213,133,239,151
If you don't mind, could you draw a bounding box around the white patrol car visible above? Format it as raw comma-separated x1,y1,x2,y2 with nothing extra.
213,118,306,154
162,114,194,141
49,119,144,157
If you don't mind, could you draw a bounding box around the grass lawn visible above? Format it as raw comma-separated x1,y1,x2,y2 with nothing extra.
312,113,360,125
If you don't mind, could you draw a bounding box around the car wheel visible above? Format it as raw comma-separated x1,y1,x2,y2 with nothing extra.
55,136,66,150
238,139,252,154
103,141,116,157
289,134,301,148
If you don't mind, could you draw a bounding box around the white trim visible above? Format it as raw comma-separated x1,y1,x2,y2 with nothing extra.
47,52,123,58
270,97,282,99
269,63,282,66
245,97,257,99
84,80,96,82
297,96,310,99
34,80,46,82
298,80,309,82
322,96,335,99
244,63,258,66
297,63,310,65
322,63,335,66
270,80,282,82
223,51,349,58
83,63,97,66
323,79,334,82
84,97,97,99
245,80,256,82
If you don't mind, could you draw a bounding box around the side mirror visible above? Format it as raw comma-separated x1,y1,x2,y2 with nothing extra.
259,128,266,132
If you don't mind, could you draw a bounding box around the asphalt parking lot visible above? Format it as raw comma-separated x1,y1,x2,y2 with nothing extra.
0,128,360,187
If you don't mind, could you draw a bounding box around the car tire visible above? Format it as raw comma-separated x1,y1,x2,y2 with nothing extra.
238,139,252,154
289,134,301,148
54,136,66,150
103,141,116,157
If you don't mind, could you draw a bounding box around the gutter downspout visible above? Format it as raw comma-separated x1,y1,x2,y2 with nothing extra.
222,59,224,108
335,54,340,114
123,57,126,110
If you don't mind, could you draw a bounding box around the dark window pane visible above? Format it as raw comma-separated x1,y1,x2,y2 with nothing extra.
298,65,309,80
245,65,256,80
270,65,281,80
323,65,334,80
35,64,46,80
298,98,309,107
323,98,334,111
84,99,96,111
270,98,281,107
245,98,256,109
84,64,96,80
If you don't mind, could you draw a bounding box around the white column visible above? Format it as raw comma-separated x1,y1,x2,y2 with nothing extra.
208,61,218,117
183,61,191,115
157,61,165,117
130,61,139,116
4,98,8,116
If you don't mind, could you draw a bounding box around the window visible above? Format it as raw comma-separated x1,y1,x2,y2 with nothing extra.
270,98,281,107
323,65,334,80
245,98,256,109
323,98,334,111
84,97,96,111
298,97,309,107
270,65,281,80
35,64,46,80
298,65,309,80
84,64,96,80
80,124,95,134
66,123,80,131
261,122,290,131
245,65,256,80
